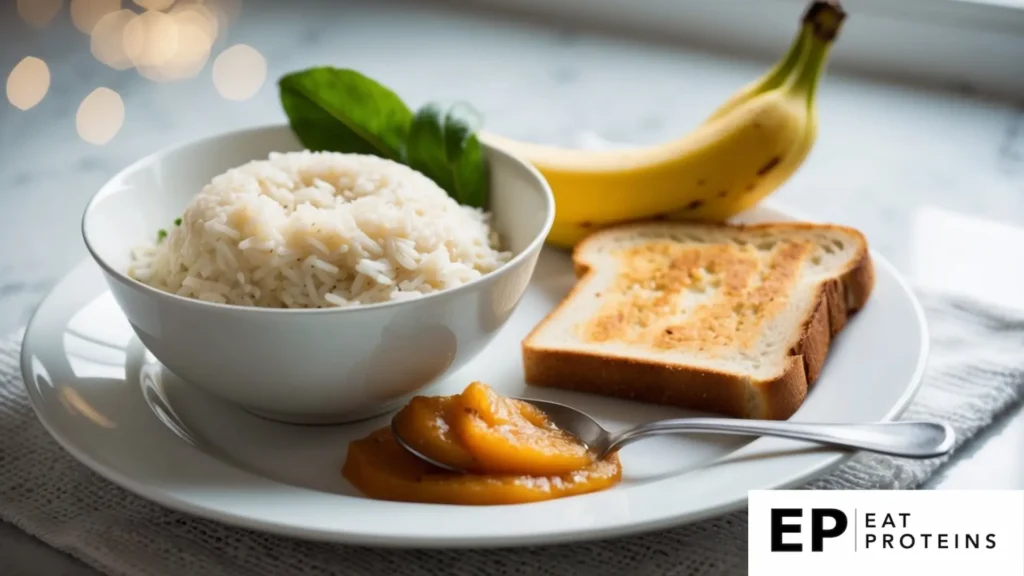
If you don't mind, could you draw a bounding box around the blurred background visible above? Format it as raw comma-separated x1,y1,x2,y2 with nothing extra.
1,0,1022,330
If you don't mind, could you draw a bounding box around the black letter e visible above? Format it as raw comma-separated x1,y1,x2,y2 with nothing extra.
771,508,803,552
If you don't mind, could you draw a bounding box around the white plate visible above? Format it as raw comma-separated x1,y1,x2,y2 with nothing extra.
22,203,928,548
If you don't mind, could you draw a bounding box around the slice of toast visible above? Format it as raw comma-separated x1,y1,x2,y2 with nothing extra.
522,221,874,420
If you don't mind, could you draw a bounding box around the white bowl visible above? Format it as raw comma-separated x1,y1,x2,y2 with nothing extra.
81,125,554,424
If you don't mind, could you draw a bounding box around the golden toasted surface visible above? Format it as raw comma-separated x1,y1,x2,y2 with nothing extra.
579,240,812,354
524,221,875,420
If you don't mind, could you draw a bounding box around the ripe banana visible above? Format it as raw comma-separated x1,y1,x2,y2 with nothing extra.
703,16,811,125
481,1,845,249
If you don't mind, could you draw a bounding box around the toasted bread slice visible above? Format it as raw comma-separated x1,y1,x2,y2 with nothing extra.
522,222,874,420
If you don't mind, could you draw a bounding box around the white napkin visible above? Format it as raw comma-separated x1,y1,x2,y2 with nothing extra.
0,288,1022,576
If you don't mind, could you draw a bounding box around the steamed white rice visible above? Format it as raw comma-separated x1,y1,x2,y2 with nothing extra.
128,151,512,308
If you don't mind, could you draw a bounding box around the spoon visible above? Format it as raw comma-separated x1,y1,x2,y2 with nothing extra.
393,398,955,473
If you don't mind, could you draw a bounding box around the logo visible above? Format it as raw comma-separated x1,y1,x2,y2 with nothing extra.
748,490,1023,576
770,507,848,552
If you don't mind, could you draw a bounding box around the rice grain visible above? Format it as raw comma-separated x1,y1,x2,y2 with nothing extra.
128,151,511,308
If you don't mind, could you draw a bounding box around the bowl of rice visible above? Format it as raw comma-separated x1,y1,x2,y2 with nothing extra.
82,124,554,424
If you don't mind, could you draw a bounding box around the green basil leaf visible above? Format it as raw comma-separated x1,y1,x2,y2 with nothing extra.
444,102,488,209
405,102,456,194
404,101,489,209
442,102,483,161
277,67,489,209
451,131,488,209
279,67,412,162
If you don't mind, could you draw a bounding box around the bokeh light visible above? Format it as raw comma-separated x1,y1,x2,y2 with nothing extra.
91,9,137,70
170,2,218,43
18,0,64,28
76,87,125,145
203,0,242,36
138,8,214,82
71,0,122,34
133,0,175,10
212,44,266,101
6,57,51,111
123,10,179,68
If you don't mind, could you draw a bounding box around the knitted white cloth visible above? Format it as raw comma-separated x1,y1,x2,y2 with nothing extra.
0,290,1022,576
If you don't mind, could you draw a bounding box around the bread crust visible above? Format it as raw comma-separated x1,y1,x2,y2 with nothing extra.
521,221,875,420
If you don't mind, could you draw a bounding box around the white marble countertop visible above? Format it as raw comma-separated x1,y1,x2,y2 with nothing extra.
1,0,1023,573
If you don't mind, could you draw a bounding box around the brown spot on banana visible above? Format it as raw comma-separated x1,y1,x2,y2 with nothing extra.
757,156,782,176
580,221,594,228
697,179,707,186
685,200,704,210
717,190,729,198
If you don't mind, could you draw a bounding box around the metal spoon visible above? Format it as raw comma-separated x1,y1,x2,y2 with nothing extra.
393,398,955,473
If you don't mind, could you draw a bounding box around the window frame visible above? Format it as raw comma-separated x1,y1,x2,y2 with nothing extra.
460,0,1024,98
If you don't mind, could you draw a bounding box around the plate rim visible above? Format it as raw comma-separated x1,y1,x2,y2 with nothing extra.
20,201,929,549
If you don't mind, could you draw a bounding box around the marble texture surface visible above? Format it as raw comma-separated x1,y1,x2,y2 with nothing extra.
1,0,1023,574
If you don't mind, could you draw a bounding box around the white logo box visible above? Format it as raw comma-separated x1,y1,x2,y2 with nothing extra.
748,490,1024,576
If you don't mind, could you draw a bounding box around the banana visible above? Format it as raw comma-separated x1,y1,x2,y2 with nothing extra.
703,21,811,124
483,89,806,223
482,1,846,250
670,12,837,221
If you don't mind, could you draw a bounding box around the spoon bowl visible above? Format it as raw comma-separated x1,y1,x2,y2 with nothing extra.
392,397,956,474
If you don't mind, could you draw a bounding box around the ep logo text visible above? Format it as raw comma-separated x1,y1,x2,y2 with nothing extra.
769,508,847,552
748,490,1024,576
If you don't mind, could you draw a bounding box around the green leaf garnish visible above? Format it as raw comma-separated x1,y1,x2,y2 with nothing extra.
278,68,489,209
444,103,489,209
406,102,457,194
157,229,167,243
174,217,182,226
405,101,489,208
279,67,413,162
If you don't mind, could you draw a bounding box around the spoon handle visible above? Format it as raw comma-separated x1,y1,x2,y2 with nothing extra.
607,419,955,459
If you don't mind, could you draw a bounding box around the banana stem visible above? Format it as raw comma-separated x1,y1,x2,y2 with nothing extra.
788,1,845,104
757,1,844,94
758,23,811,93
789,39,830,103
803,1,847,43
